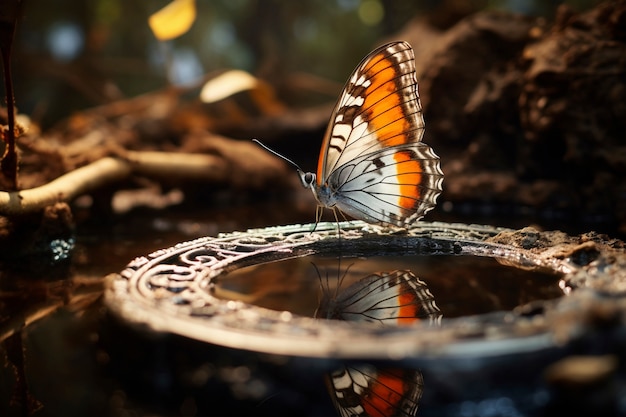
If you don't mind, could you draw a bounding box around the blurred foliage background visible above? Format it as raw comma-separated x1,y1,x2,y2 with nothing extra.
10,0,597,129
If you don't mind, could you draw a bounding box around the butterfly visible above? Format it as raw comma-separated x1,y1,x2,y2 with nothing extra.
316,270,442,417
255,40,443,228
316,270,442,326
325,365,424,417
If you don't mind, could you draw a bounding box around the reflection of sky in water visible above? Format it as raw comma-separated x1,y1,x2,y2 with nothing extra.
47,22,84,61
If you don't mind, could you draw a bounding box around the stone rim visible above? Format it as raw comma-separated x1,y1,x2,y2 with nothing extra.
104,221,625,360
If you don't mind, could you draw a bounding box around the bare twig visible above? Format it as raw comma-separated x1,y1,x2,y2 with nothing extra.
0,151,234,215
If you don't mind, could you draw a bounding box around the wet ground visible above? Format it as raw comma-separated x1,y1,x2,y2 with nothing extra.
3,198,621,417
0,201,296,417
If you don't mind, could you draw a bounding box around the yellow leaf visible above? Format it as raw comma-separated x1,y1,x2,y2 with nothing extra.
148,0,196,41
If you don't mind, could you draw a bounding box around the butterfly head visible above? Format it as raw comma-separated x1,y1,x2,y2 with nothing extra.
298,170,339,211
297,169,322,202
297,170,316,189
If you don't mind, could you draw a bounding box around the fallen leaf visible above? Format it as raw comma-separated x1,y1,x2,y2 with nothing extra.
148,0,196,41
200,70,260,103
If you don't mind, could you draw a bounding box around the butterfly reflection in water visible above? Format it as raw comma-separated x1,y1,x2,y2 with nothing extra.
316,270,442,417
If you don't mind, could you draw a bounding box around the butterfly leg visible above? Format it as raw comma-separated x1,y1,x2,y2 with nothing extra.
310,205,325,233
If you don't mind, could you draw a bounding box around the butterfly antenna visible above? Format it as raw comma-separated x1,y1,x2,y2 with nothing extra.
252,139,304,172
311,261,328,319
334,261,354,300
311,261,323,288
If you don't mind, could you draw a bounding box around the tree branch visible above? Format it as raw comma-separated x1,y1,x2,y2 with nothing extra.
0,151,239,215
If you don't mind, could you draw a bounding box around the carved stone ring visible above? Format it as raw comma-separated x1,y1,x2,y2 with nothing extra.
105,221,626,362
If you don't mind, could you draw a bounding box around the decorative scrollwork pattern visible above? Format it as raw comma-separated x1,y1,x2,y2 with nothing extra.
105,221,624,360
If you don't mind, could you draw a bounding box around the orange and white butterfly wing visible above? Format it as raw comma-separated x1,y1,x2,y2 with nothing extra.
318,270,442,325
328,143,443,227
327,366,424,417
318,41,426,183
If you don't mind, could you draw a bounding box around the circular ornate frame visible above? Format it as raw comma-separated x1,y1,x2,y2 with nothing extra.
105,221,625,360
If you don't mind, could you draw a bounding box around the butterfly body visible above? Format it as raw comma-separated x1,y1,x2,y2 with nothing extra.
301,41,444,228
